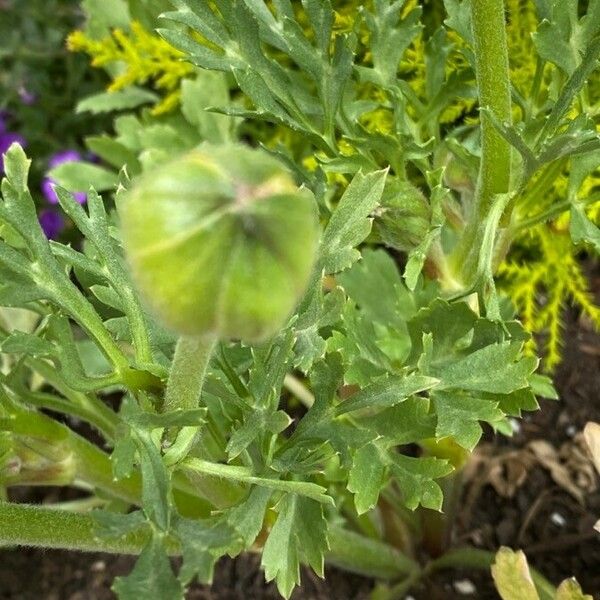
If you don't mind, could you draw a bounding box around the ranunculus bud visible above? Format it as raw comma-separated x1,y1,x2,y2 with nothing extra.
372,179,431,252
119,144,320,342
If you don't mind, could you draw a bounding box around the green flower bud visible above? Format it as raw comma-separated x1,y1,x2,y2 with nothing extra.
119,144,320,342
372,179,431,252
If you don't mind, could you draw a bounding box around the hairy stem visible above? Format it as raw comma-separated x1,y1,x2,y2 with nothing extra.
163,335,216,413
326,526,421,580
452,0,512,284
0,502,156,554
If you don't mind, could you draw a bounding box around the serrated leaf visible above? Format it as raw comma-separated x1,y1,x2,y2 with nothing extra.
338,248,415,327
360,396,436,445
390,454,452,511
570,203,600,254
112,536,183,600
491,547,540,600
364,2,422,86
133,428,171,531
443,0,472,43
181,73,232,143
433,391,504,450
335,373,439,416
261,494,328,598
175,517,238,585
111,424,137,481
347,442,386,514
320,169,388,274
0,331,54,356
93,510,148,540
435,342,537,395
227,486,272,546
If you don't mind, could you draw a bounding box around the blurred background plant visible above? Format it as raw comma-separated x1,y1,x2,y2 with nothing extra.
0,0,111,239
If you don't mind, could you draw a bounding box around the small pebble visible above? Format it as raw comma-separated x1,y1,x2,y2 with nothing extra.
566,425,577,437
551,511,567,527
91,560,106,572
454,579,477,595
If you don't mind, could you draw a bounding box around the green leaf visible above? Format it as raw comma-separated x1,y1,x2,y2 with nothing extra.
2,143,30,193
433,391,504,450
0,331,54,357
338,248,415,328
443,0,472,44
112,536,183,600
404,169,446,291
364,1,422,87
85,136,141,173
434,342,537,395
49,161,118,193
227,486,272,546
111,427,137,481
261,494,328,598
347,442,387,514
175,517,238,585
570,203,600,253
183,458,333,504
335,373,439,416
81,0,130,36
76,88,158,114
132,428,172,531
320,169,388,274
390,454,452,511
93,510,148,540
181,73,232,143
360,396,436,445
293,286,344,373
491,547,540,600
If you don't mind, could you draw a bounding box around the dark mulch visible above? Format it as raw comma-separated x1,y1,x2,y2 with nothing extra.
1,279,599,599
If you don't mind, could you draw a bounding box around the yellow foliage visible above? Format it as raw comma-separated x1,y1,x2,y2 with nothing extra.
499,227,600,370
67,22,194,115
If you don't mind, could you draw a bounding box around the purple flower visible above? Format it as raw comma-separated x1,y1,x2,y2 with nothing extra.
42,149,87,204
38,209,65,239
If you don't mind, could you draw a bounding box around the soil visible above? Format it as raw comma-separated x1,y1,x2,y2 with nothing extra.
1,277,599,599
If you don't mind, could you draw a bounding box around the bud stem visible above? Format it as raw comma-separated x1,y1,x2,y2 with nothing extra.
451,0,512,285
163,334,217,414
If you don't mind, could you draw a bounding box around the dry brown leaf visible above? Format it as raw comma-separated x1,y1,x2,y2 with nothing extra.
559,433,598,494
583,422,600,474
527,440,585,504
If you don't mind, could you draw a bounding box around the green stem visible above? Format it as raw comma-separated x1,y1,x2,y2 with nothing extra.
515,191,600,232
0,502,155,554
25,390,118,441
421,469,464,558
163,335,216,413
470,0,512,205
452,0,512,284
326,526,421,580
2,403,210,516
